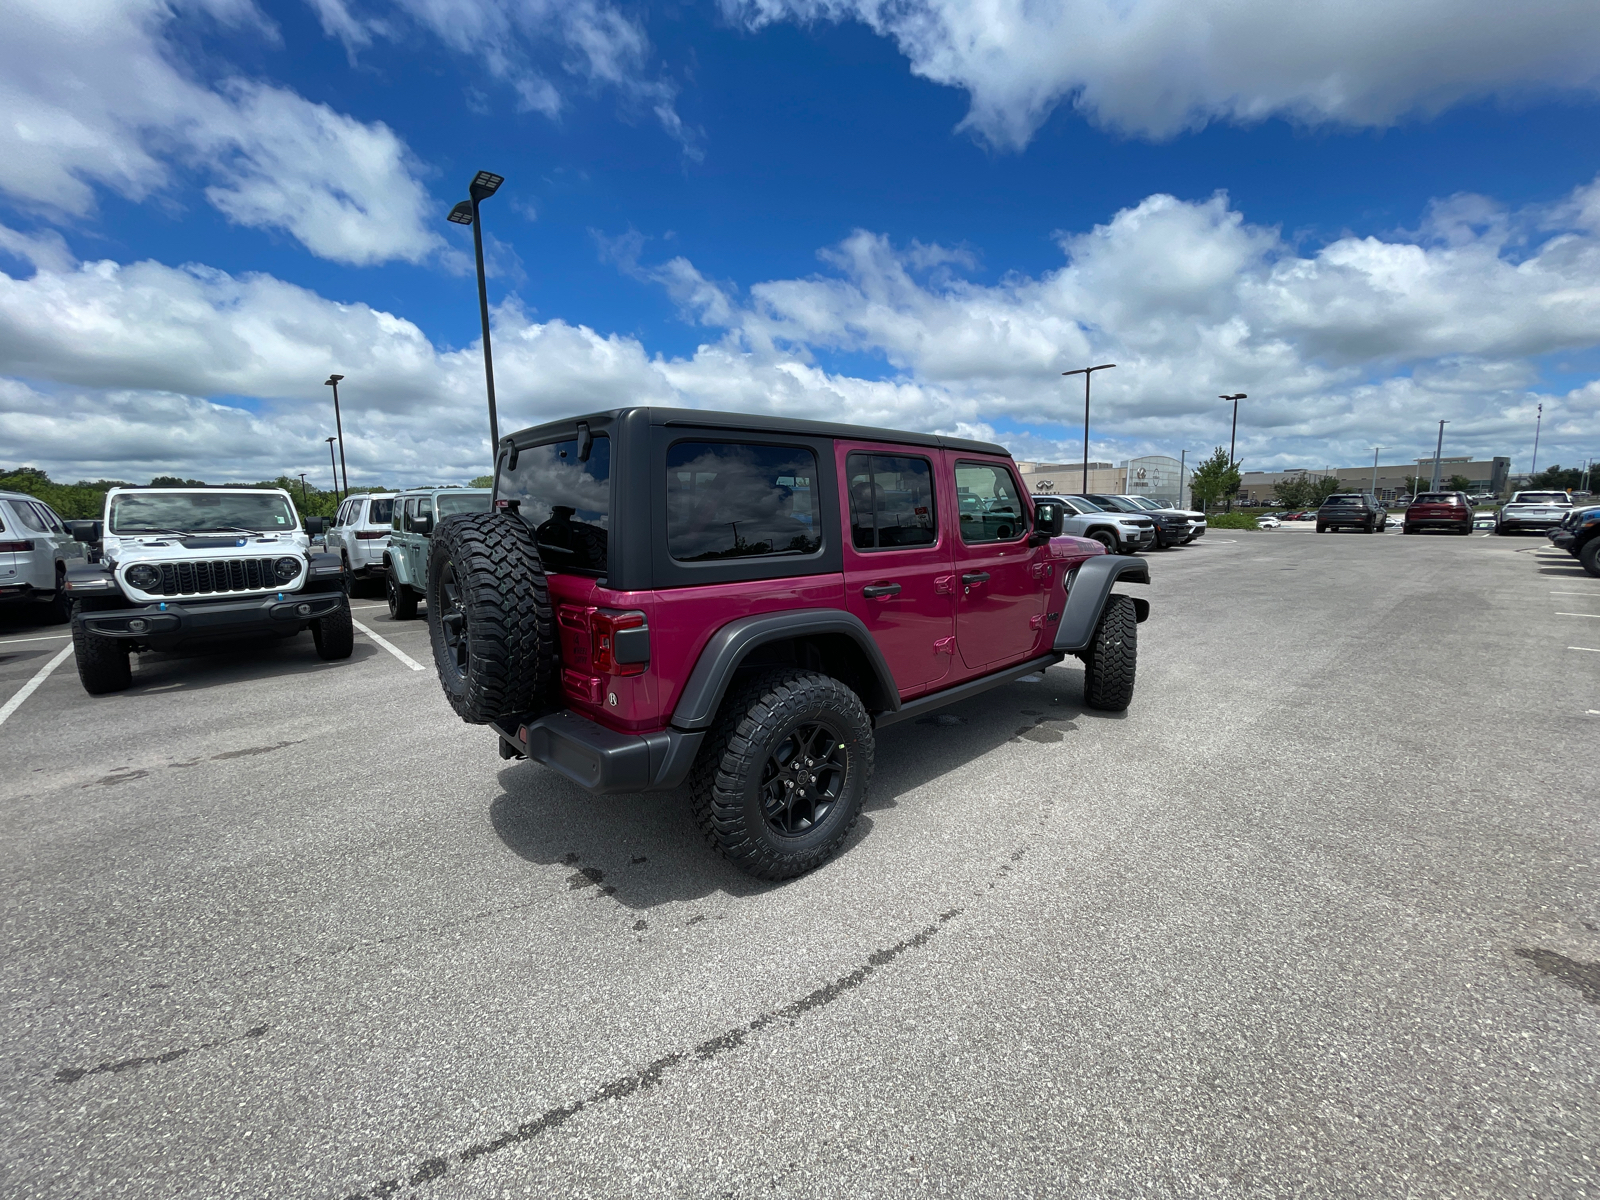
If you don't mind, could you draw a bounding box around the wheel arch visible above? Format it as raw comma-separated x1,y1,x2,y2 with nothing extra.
671,610,901,731
1053,556,1150,653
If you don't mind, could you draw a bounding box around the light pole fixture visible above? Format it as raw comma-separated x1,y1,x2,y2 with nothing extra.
1220,394,1247,511
325,374,349,501
1430,420,1448,492
325,437,339,503
1062,363,1116,493
1529,403,1543,478
448,169,505,460
297,472,309,513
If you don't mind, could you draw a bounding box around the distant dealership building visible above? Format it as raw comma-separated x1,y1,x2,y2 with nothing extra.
1015,456,1194,507
1234,456,1511,505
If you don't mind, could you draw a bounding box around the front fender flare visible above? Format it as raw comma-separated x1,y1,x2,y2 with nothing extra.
671,609,901,731
1053,556,1150,653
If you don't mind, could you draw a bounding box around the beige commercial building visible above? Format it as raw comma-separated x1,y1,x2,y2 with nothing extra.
1234,456,1511,506
1016,455,1194,507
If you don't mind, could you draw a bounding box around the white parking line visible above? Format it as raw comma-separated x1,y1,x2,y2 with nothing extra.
1571,646,1600,653
0,633,72,648
0,643,74,729
1551,591,1600,596
352,619,426,672
1556,612,1600,618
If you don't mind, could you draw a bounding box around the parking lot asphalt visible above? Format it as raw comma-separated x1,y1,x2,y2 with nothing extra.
3,534,1597,1200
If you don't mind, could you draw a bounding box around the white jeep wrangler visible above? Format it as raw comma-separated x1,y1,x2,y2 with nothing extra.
65,486,352,694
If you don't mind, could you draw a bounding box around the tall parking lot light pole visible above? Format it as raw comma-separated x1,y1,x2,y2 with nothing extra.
1221,394,1246,511
297,473,309,513
447,171,505,459
1370,447,1383,497
325,437,339,502
1179,449,1188,509
325,374,349,501
1430,420,1448,492
1062,363,1116,493
1529,403,1543,478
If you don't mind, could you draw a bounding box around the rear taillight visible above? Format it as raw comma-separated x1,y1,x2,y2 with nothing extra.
591,609,648,677
355,530,386,539
0,540,33,552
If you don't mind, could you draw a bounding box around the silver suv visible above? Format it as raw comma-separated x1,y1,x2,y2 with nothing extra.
0,491,87,622
1036,495,1156,554
323,492,395,590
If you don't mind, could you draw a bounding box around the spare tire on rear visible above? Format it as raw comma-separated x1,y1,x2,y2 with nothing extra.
427,511,557,724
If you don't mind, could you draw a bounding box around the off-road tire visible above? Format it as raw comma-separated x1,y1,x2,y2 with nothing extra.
388,574,418,620
312,595,354,660
688,669,874,881
45,566,72,623
1580,538,1600,578
427,511,556,725
1081,593,1137,712
73,623,131,695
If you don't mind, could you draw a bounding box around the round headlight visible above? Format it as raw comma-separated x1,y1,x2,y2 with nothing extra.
125,563,160,590
274,556,302,583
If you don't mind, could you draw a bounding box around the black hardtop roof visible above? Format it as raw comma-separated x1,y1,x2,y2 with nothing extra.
504,406,1010,458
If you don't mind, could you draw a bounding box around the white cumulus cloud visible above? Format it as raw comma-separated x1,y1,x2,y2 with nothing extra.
724,0,1600,147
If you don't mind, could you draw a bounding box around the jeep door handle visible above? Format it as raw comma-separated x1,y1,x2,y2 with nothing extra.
861,582,902,599
961,571,990,585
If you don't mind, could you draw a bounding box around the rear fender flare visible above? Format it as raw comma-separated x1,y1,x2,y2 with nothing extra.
671,609,901,731
1053,556,1150,653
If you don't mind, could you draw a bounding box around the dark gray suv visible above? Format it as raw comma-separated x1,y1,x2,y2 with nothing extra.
1316,493,1388,533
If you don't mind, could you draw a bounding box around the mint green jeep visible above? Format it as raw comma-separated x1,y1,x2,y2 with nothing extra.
385,487,492,619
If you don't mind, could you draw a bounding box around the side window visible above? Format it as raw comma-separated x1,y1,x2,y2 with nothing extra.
665,441,822,562
846,452,936,550
368,498,393,527
396,498,409,532
13,501,47,533
37,503,68,534
954,462,1028,545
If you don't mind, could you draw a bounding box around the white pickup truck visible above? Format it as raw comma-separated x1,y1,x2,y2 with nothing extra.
65,486,352,694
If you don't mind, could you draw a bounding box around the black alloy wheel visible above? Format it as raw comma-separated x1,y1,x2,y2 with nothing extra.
435,559,470,680
758,719,848,837
1088,529,1117,553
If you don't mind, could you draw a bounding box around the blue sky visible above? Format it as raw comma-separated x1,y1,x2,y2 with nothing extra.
2,0,1599,486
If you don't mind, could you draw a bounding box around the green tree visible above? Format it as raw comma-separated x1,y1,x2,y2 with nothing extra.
1445,473,1473,492
1189,447,1240,512
1529,464,1582,490
469,475,495,488
1308,476,1343,504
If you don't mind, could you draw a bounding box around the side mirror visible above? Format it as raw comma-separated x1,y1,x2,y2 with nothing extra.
305,516,327,535
66,520,103,544
414,512,434,537
1032,501,1064,537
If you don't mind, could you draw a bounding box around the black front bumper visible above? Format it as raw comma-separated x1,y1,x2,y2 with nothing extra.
492,711,705,795
74,592,345,649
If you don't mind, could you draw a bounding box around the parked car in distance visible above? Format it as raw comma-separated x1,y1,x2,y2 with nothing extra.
1044,495,1157,554
1549,504,1600,576
1085,494,1206,547
386,487,493,618
1404,491,1473,536
1256,515,1282,528
0,490,88,621
426,408,1152,881
1316,493,1388,533
1496,491,1573,535
64,486,351,693
323,492,396,594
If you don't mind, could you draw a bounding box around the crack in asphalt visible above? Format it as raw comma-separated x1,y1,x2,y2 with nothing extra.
336,903,973,1198
54,1023,269,1084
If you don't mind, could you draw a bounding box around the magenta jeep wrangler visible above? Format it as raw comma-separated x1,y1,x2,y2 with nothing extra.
427,408,1149,879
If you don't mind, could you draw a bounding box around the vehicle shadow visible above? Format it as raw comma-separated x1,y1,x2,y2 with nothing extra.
486,662,1119,909
115,635,381,695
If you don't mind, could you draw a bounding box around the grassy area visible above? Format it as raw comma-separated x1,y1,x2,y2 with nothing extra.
1202,512,1267,530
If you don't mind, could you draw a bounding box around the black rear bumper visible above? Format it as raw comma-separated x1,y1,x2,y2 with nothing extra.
74,592,346,650
493,711,705,794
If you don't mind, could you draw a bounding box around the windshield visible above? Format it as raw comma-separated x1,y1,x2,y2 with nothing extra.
1062,496,1104,514
1513,492,1568,505
437,493,492,518
108,491,296,534
1087,495,1141,513
1126,496,1165,511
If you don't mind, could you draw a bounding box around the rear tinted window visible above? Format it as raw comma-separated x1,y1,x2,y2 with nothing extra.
1323,496,1364,506
1413,493,1461,504
367,498,393,525
500,438,611,574
847,453,936,549
1515,492,1568,504
437,493,491,518
667,441,821,562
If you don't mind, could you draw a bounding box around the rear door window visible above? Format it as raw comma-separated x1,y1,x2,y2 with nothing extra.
666,441,821,561
846,452,936,550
